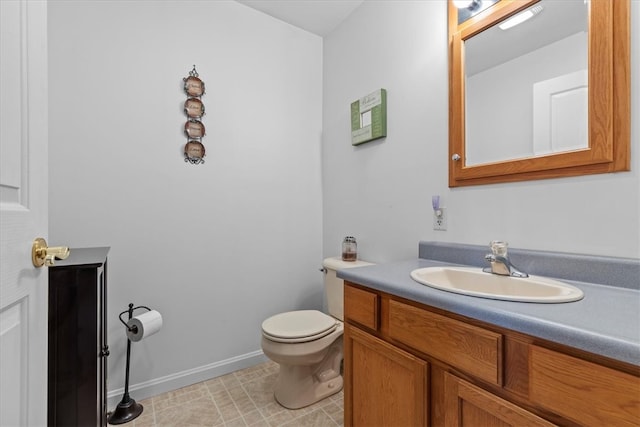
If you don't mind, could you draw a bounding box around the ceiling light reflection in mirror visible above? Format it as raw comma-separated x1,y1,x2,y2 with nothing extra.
498,4,544,30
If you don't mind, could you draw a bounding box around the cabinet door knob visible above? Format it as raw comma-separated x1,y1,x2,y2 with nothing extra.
101,346,110,357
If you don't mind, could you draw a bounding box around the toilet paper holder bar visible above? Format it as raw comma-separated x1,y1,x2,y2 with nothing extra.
118,304,152,333
108,303,153,425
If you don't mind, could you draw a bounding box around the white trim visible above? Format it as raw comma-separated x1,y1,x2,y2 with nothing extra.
107,350,268,408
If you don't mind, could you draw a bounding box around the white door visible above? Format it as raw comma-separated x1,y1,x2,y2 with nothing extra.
0,0,50,426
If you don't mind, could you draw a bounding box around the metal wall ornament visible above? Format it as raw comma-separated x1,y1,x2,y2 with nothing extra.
184,120,205,138
183,65,206,165
185,141,205,160
184,98,204,119
184,75,205,97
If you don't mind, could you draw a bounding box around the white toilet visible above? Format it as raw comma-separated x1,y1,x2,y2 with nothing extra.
261,257,372,409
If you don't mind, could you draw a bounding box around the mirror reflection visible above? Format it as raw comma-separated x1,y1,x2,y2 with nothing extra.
463,0,589,166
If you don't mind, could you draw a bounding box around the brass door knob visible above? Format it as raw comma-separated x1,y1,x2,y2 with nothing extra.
32,237,70,267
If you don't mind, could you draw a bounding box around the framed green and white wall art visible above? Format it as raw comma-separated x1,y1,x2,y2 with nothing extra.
350,89,387,146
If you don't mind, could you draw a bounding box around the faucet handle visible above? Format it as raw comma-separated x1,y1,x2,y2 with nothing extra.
490,241,508,257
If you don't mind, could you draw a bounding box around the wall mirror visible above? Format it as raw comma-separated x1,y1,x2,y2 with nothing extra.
448,0,630,187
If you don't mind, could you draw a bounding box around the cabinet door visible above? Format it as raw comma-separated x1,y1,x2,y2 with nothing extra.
444,373,556,427
344,324,428,427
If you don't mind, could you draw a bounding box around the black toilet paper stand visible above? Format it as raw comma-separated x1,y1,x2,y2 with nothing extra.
107,303,152,425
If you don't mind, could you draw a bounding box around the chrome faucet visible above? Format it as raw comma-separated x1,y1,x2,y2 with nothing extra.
482,241,529,278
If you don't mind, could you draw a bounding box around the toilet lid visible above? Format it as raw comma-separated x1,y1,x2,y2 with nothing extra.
262,310,338,343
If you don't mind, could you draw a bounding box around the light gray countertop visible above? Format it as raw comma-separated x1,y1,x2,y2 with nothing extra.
338,247,640,366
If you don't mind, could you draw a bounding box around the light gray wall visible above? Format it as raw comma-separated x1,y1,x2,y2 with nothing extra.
48,0,323,400
322,0,639,263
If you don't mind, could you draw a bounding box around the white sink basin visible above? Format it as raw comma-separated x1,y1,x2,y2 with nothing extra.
410,267,584,303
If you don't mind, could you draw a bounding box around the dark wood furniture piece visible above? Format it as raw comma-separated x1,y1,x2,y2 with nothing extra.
48,247,110,427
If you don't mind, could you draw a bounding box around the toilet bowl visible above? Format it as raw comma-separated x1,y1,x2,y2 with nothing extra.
260,257,372,409
261,310,344,409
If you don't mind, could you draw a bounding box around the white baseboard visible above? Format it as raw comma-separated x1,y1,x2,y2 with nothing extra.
107,350,268,409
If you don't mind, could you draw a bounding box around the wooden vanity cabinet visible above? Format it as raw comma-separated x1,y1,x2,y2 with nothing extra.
343,282,640,427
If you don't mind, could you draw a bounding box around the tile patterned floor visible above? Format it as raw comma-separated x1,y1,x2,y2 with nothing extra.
115,361,344,427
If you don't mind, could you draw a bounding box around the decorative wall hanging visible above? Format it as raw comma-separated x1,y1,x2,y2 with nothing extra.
183,65,206,164
350,89,387,146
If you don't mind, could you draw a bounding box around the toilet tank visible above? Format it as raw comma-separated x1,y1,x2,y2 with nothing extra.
322,257,374,321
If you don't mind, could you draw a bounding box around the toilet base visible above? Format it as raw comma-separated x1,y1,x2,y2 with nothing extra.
274,367,343,410
272,341,343,409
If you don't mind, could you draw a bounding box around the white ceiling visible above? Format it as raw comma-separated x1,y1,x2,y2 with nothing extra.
235,0,365,37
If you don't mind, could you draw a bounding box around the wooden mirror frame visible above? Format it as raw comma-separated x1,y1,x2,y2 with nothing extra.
448,0,630,187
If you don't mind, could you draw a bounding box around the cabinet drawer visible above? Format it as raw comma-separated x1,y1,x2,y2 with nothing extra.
344,284,379,331
389,300,502,385
530,345,640,427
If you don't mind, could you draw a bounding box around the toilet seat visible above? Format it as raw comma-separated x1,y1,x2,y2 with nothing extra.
262,310,339,343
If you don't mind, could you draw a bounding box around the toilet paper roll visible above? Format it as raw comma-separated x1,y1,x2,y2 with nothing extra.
126,310,163,342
